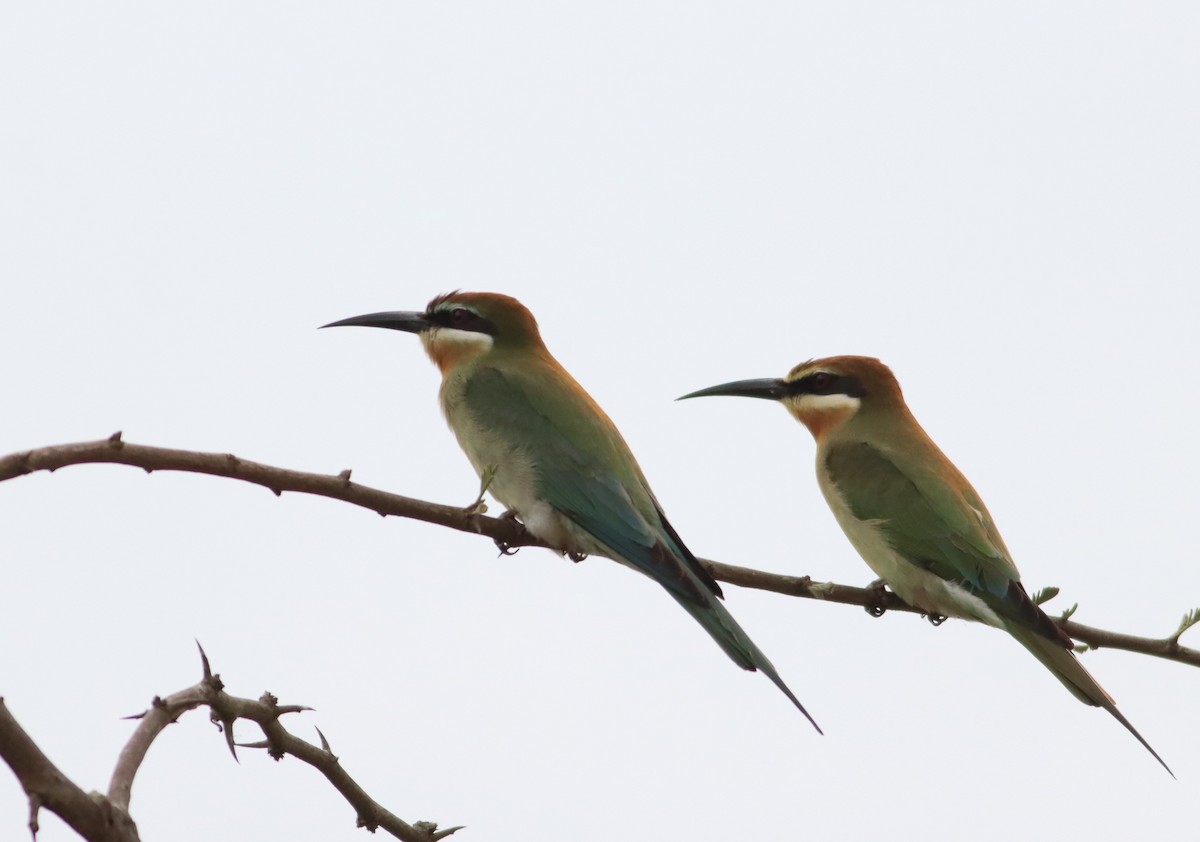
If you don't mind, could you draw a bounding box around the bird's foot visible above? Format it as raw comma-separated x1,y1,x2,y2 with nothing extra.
493,509,522,556
864,578,890,618
923,612,947,627
567,551,588,563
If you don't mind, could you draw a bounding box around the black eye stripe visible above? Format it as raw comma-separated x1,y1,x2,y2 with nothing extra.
426,307,499,336
787,372,867,398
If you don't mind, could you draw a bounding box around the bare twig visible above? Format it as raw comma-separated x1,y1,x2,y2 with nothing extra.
2,437,1196,669
0,646,461,842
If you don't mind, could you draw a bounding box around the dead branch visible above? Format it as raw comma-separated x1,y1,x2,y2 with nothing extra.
0,644,461,842
0,698,139,842
1,435,1196,669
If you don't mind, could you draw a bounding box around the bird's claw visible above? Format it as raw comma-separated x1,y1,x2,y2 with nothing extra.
924,612,947,627
494,509,522,556
567,551,588,563
864,578,890,618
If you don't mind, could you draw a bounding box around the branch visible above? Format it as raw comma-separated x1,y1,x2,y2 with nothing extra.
3,436,1196,669
0,697,139,842
0,644,461,842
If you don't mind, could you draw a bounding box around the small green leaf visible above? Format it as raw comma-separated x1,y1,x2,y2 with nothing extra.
1031,586,1060,606
1174,607,1200,641
1059,602,1078,622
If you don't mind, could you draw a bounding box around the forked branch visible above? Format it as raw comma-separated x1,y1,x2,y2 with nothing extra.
0,644,461,842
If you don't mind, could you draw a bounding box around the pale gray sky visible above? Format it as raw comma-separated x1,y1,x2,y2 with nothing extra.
3,3,1199,840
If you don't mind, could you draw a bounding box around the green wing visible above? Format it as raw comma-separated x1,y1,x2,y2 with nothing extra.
463,364,720,603
462,363,824,729
825,441,1064,640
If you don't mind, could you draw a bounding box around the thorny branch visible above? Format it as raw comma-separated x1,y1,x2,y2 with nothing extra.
0,644,462,842
2,435,1197,668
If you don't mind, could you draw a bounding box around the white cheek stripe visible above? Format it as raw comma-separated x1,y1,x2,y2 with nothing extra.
795,393,862,414
424,327,495,353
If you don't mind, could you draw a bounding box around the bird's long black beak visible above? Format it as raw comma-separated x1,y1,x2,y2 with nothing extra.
320,311,429,333
677,378,790,401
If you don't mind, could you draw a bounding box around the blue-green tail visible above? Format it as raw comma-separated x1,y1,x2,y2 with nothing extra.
674,588,822,733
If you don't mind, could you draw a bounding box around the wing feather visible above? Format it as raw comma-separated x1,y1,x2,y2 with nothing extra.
463,365,720,601
825,441,1065,642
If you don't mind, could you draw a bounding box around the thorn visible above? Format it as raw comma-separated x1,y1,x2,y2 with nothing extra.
217,714,239,762
431,825,467,840
377,511,387,518
107,431,124,447
315,726,333,753
338,469,352,483
196,640,212,680
236,740,271,749
276,704,314,715
269,487,282,497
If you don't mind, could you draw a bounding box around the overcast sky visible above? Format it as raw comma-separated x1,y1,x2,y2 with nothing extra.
3,3,1199,841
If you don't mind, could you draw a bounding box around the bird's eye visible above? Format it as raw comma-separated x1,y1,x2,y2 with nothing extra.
811,372,834,392
449,308,472,326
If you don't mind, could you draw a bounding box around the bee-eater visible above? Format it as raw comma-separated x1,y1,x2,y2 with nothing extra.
680,355,1169,772
323,292,819,730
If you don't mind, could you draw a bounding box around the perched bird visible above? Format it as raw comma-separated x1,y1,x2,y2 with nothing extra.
323,292,819,730
680,355,1169,772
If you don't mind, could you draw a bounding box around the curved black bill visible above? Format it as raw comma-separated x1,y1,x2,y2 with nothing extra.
677,378,789,401
320,310,429,333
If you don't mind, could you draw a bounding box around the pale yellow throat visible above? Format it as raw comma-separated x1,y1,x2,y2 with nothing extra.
421,328,495,374
786,393,861,442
